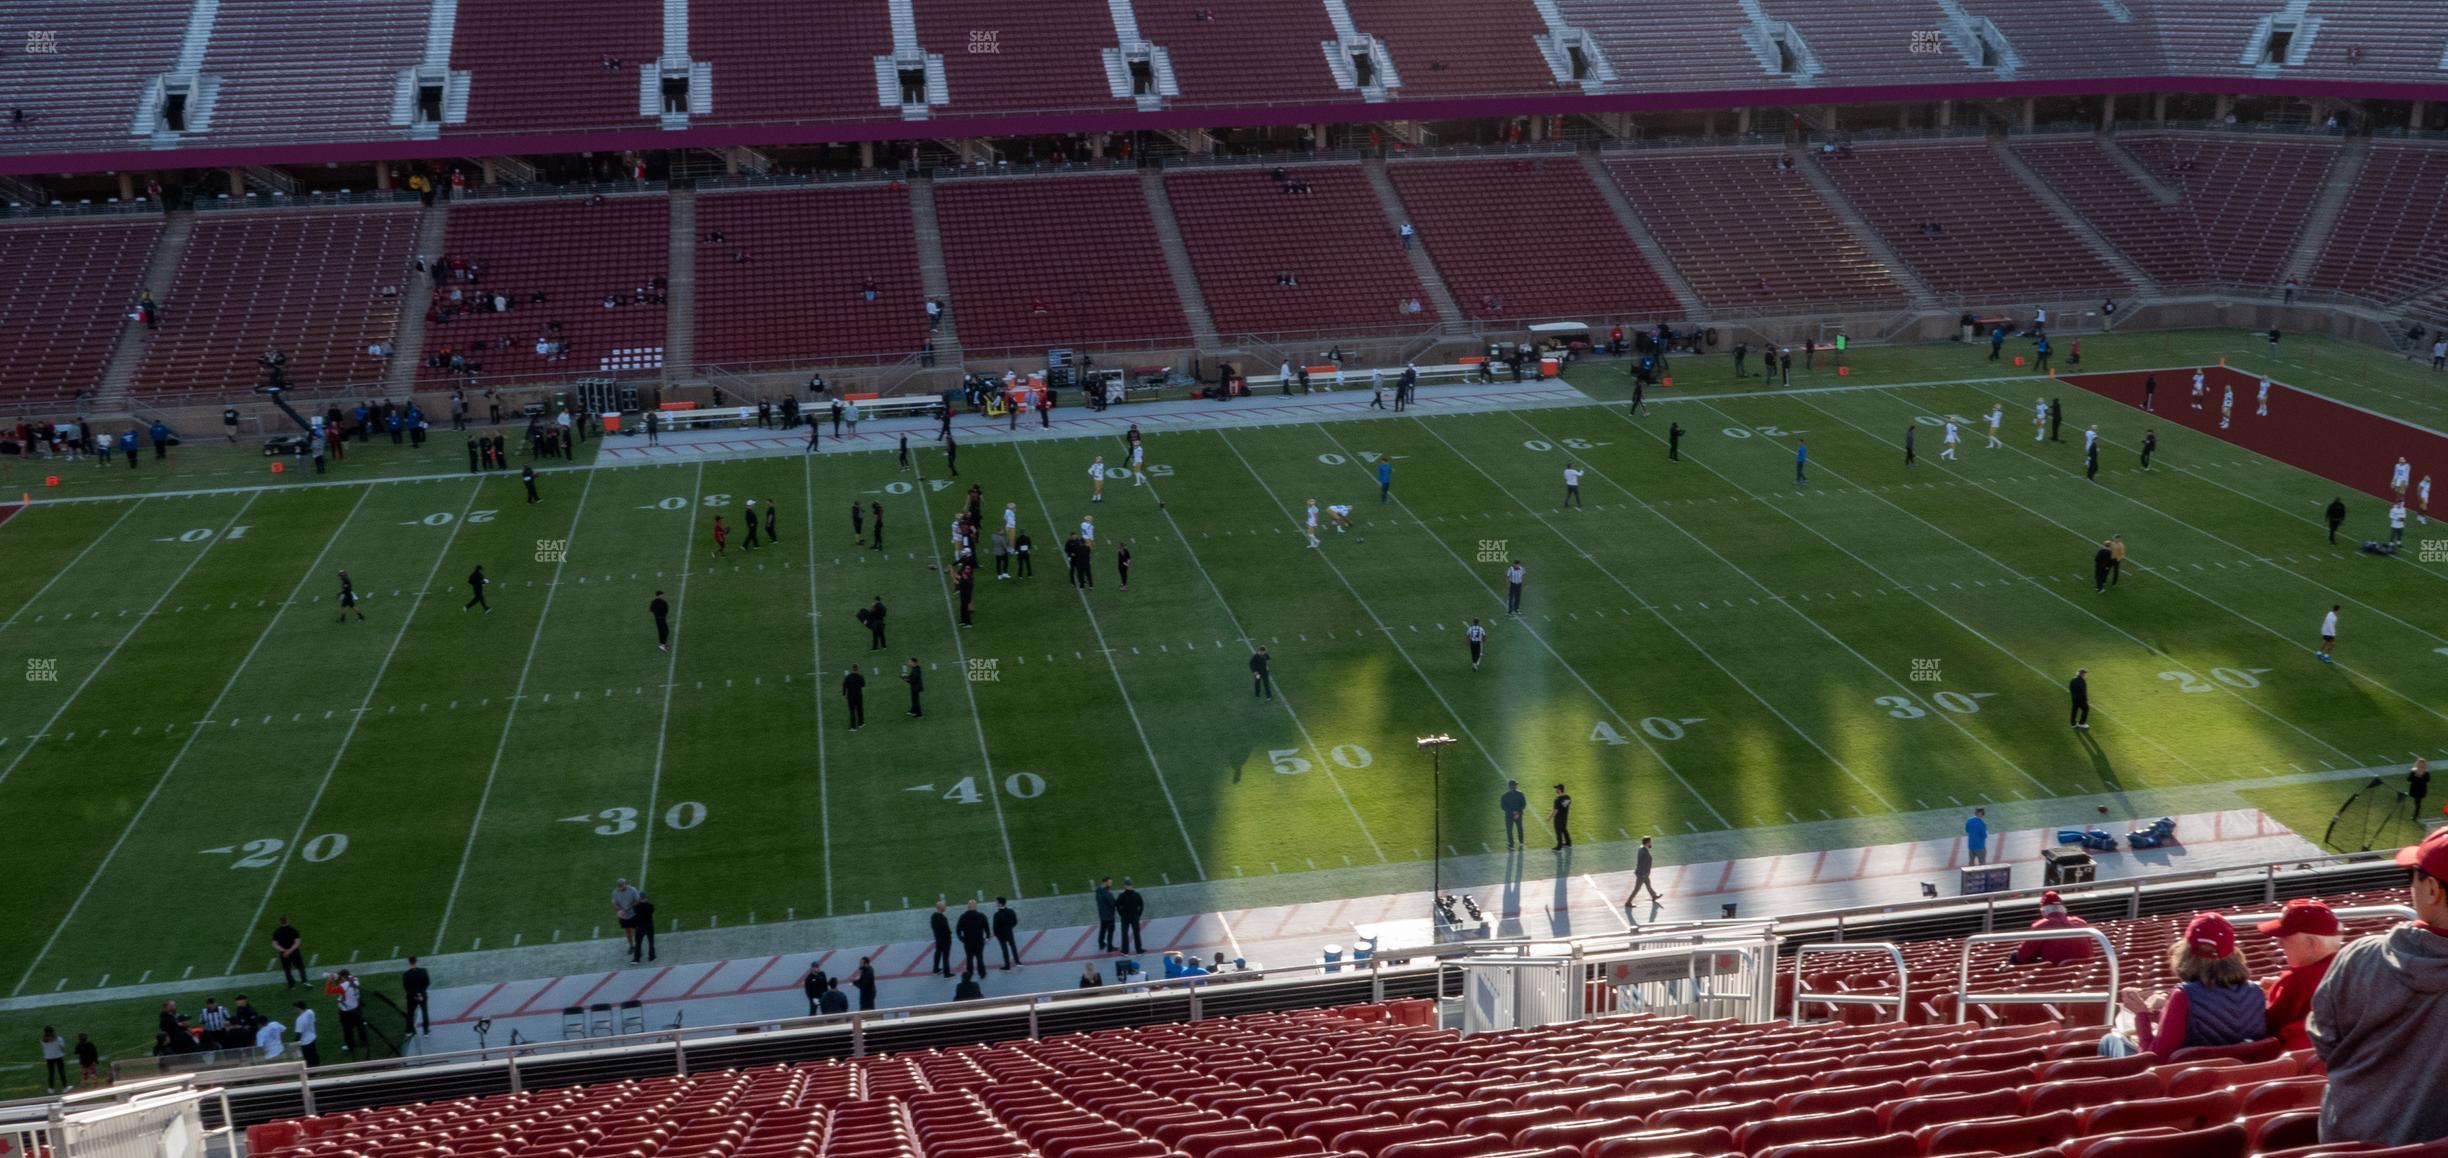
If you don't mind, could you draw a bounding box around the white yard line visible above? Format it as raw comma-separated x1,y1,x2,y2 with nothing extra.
0,501,146,632
1210,430,1533,816
1590,405,2067,795
801,456,835,916
1007,445,1209,882
908,452,1030,896
1427,414,1896,811
636,464,707,888
1018,441,1386,865
1786,391,2367,770
12,486,381,996
1302,423,1734,828
0,493,259,791
426,469,602,957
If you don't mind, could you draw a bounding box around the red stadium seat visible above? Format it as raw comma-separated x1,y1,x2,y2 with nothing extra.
1917,1111,2080,1157
1456,1106,1573,1141
1206,1140,1331,1158
1776,1083,1908,1117
2239,1078,2328,1116
2164,1057,2297,1097
1876,1089,2024,1134
2163,1039,2283,1067
1814,1063,1932,1088
1376,1135,1511,1158
2062,1123,2248,1158
1580,1091,1699,1122
1587,1126,1742,1158
1651,1101,1776,1134
1513,1117,1643,1151
1905,1069,2033,1099
1758,1133,1920,1158
1404,1098,1513,1128
1733,1109,1882,1155
2076,1091,2241,1136
2025,1074,2164,1115
1331,1122,1444,1157
2246,1111,2322,1154
2033,1056,2158,1085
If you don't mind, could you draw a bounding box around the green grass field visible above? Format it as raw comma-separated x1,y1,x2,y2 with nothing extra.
1,329,2444,1092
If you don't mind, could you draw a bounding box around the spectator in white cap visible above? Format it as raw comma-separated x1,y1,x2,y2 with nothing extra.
2311,827,2448,1146
2102,912,2267,1056
2257,899,2342,1050
2007,890,2096,965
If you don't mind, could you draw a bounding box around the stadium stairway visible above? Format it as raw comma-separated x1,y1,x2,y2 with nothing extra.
2275,134,2371,295
1791,151,1941,311
1988,138,2163,299
905,178,966,367
667,187,699,379
1362,158,1469,334
381,201,454,396
90,210,197,415
1140,169,1224,353
1575,151,1707,320
2099,136,2184,205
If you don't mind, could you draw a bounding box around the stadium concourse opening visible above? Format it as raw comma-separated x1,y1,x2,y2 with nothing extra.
4,1,2448,1149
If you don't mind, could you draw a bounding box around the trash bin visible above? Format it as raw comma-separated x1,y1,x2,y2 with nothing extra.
2043,846,2096,886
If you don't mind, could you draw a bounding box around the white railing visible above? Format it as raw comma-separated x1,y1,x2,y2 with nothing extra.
1791,942,1908,1024
0,1074,233,1158
1953,926,2118,1026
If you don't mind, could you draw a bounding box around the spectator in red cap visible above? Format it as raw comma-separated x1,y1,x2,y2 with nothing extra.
2258,900,2342,1049
2008,890,2098,965
2310,827,2448,1146
2102,912,2267,1056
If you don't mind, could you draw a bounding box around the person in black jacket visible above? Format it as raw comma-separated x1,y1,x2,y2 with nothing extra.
2094,540,2115,593
464,566,490,612
2327,497,2348,545
817,980,849,1015
851,956,878,1010
1094,878,1118,950
928,903,953,977
841,663,865,730
1250,646,1273,701
955,900,990,977
1115,879,1147,954
649,591,671,652
992,898,1021,969
2068,668,2090,729
401,956,431,1036
863,597,887,650
902,657,924,717
800,961,828,1015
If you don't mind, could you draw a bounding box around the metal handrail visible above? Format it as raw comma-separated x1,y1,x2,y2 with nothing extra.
1953,926,2118,1026
2226,904,2416,927
1791,942,1909,1024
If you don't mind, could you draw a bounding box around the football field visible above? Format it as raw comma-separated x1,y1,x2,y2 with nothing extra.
1,362,2445,1005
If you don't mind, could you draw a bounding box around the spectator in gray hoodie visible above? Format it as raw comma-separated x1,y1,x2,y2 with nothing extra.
2309,826,2448,1146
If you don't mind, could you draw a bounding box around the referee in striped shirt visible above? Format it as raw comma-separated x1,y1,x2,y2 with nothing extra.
1466,619,1486,670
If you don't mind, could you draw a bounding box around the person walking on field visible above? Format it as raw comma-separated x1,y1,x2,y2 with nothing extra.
2108,535,2125,586
1250,646,1273,701
649,590,671,651
712,516,729,558
1904,424,1917,468
1466,618,1486,670
463,566,491,612
1794,438,1808,485
1626,836,1662,904
1550,784,1573,849
2409,758,2431,820
1563,463,1583,509
2318,605,2340,663
2094,539,2115,593
2140,429,2157,471
2327,497,2348,545
841,663,865,731
2068,668,2090,729
1115,880,1147,955
1499,780,1527,849
1088,456,1105,502
902,657,924,717
1504,560,1526,616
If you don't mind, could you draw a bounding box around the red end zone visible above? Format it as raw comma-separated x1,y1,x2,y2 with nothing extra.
0,503,21,530
2061,366,2444,503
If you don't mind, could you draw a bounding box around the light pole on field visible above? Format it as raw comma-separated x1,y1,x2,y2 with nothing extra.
1417,733,1456,935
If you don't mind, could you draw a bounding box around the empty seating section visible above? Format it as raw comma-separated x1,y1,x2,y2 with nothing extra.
2147,0,2271,74
198,0,429,141
1342,0,1559,97
1955,0,2164,77
916,0,1122,114
2121,135,2337,290
0,220,160,406
133,208,417,397
1609,150,1905,309
1787,886,2407,1028
692,0,892,124
1136,0,1344,106
1553,0,1790,92
250,983,2367,1158
0,3,189,156
1163,165,1431,336
693,185,927,366
1388,157,1680,321
448,0,660,133
2010,138,2210,286
2309,142,2448,303
931,176,1188,350
2293,0,2448,75
1817,144,2128,298
424,197,669,380
1769,3,1967,84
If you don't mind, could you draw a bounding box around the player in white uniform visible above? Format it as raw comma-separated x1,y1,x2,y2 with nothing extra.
1088,456,1106,502
1078,516,1095,547
1128,443,1145,485
2033,398,2048,442
1466,619,1487,670
2390,500,2408,544
1002,502,1019,560
2083,425,2099,455
2219,385,2234,429
1985,406,2003,449
2420,475,2432,524
2318,605,2339,663
2190,370,2206,410
2255,379,2270,417
2391,456,2412,498
1325,503,1352,532
1302,499,1321,548
1941,420,1960,461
